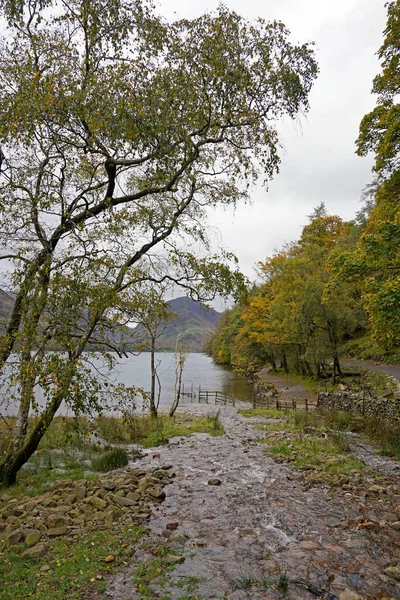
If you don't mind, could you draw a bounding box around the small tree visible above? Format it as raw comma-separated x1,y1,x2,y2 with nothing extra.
169,335,189,417
122,285,176,417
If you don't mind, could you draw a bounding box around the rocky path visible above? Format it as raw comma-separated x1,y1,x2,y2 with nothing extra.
104,405,400,600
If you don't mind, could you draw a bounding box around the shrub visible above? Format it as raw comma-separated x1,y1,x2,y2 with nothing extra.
91,447,129,472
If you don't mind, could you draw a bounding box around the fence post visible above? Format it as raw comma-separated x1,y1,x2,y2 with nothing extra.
305,398,308,412
292,399,296,411
276,397,279,410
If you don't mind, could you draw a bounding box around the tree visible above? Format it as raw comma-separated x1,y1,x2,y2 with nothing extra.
210,214,365,379
169,335,189,417
356,0,400,177
0,0,318,485
123,284,176,418
333,0,400,348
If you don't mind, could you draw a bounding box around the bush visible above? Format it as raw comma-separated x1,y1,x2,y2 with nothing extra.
91,447,129,472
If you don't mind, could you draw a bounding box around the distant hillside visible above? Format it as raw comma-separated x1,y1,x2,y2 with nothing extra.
132,297,221,352
0,291,220,352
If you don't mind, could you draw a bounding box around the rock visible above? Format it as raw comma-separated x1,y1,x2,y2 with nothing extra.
1,494,11,502
53,480,73,490
22,543,47,559
6,528,23,545
74,485,87,500
46,514,68,528
102,480,116,491
112,494,136,507
147,487,166,501
207,479,221,486
166,522,179,531
368,485,387,495
40,565,50,572
47,527,67,537
105,555,115,563
89,496,108,511
392,521,400,530
168,532,186,542
41,498,57,509
63,494,76,505
339,592,361,600
104,508,120,524
70,528,87,535
126,492,140,502
384,566,400,581
25,531,41,547
164,554,185,565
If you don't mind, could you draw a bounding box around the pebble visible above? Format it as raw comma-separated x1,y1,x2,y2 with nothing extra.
105,555,115,563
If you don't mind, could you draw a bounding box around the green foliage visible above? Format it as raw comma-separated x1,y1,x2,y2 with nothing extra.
238,408,287,419
329,1,400,349
208,212,366,377
0,0,318,484
91,447,129,472
96,413,225,447
0,523,144,600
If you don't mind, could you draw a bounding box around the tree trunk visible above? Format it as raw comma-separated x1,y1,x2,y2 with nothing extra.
281,350,288,374
0,392,63,486
9,350,35,455
149,336,157,418
269,353,277,372
169,365,183,417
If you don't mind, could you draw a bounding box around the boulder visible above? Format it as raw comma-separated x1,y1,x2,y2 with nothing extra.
47,527,67,537
147,486,166,501
22,543,47,559
25,531,41,547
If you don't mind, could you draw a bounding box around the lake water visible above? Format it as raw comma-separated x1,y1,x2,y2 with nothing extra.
0,353,252,416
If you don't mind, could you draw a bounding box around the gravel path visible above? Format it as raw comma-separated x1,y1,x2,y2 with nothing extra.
104,405,400,600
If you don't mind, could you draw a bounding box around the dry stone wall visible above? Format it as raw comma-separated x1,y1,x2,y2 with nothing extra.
317,391,400,422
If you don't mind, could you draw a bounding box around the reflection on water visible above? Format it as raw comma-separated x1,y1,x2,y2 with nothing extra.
0,352,252,416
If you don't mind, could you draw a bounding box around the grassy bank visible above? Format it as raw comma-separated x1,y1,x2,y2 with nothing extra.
240,407,400,465
0,411,224,500
0,524,145,600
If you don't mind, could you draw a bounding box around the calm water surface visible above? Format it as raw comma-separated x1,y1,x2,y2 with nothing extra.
1,353,252,415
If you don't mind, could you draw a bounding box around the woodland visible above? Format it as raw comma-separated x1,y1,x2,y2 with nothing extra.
207,0,400,379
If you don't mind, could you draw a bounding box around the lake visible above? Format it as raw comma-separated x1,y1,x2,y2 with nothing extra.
0,353,253,416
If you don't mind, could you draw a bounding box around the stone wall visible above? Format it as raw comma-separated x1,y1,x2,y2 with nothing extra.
317,391,400,422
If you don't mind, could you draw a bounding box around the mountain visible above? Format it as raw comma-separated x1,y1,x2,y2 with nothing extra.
0,291,221,352
132,297,221,352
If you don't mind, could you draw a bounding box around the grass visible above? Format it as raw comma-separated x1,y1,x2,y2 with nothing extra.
0,523,145,600
98,412,225,448
232,570,289,593
272,370,320,394
254,409,367,484
238,407,291,419
0,456,98,501
91,447,129,472
131,544,199,599
0,411,224,499
340,333,400,364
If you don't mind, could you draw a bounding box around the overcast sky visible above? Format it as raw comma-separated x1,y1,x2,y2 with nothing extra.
158,0,386,295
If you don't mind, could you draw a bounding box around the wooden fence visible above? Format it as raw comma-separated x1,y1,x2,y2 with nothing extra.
252,394,316,411
198,388,235,406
